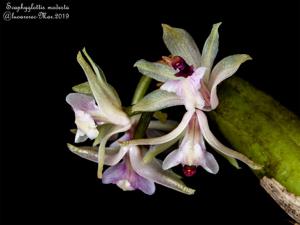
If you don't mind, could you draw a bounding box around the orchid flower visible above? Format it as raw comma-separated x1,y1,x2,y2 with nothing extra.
66,48,131,178
125,23,261,173
132,22,252,113
67,118,195,195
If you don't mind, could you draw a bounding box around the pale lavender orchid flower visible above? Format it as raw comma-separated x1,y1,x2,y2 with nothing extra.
67,120,195,195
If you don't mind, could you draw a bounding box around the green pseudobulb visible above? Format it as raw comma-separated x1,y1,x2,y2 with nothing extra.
209,77,300,196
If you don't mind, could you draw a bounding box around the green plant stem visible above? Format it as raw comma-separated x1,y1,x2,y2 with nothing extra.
131,76,152,105
131,75,153,139
134,112,154,139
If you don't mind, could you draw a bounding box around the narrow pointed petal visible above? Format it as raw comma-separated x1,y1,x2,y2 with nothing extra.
196,110,262,170
67,143,127,166
77,51,130,126
124,111,193,146
134,59,178,82
97,124,131,178
218,152,241,169
130,147,195,195
208,54,252,110
82,48,107,84
132,89,183,113
201,151,219,174
201,22,221,83
162,149,182,170
162,24,201,68
143,133,183,164
72,82,92,95
67,143,98,163
82,48,122,107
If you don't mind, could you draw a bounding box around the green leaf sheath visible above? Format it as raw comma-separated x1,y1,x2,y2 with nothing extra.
209,77,300,196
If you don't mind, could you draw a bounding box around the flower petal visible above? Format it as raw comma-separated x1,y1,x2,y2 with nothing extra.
77,50,130,126
160,79,181,93
73,110,99,142
181,79,205,111
67,143,126,166
217,152,241,169
162,149,182,170
74,129,88,143
131,89,183,113
201,22,221,83
208,54,252,110
66,93,99,113
102,160,127,184
134,59,178,82
102,159,155,195
82,48,122,107
162,24,201,68
67,143,98,163
123,111,193,146
98,124,132,178
187,67,206,90
72,82,92,95
196,110,262,170
201,151,219,174
131,174,155,195
129,146,195,195
105,146,129,166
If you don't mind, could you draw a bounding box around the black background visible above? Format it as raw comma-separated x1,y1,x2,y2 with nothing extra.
0,0,299,224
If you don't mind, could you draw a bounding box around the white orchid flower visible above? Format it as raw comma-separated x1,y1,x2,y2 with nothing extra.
66,93,103,143
126,23,260,174
67,119,195,195
66,48,131,178
162,112,219,175
132,22,252,113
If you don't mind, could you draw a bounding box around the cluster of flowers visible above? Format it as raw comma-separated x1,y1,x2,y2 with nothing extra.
66,23,260,195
